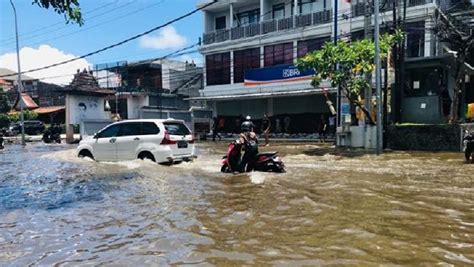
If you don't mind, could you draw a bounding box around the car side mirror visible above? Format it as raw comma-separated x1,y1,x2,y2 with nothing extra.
93,133,99,139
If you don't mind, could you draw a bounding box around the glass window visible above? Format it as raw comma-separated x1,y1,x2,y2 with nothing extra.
297,37,329,58
142,122,160,135
206,52,231,85
234,48,261,83
164,122,191,135
119,122,142,136
264,43,293,67
236,9,260,26
406,21,425,58
215,16,226,30
273,4,285,19
98,124,120,138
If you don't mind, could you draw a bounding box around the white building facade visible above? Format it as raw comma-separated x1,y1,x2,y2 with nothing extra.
196,0,446,132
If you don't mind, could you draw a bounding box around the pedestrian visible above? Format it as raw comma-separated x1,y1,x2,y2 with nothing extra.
212,116,221,141
440,85,451,122
328,114,336,138
261,114,271,146
275,117,281,133
318,114,327,143
284,116,291,133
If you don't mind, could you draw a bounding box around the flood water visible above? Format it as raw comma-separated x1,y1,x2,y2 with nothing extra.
0,142,473,266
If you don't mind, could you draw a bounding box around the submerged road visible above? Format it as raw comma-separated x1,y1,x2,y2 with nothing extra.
0,143,473,265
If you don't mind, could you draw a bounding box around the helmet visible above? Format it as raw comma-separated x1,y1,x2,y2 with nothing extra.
245,115,251,121
241,121,252,132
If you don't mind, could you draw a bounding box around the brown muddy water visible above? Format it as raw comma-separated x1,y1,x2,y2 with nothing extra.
0,142,473,266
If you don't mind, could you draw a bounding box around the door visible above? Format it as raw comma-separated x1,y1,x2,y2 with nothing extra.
164,121,193,156
116,122,143,160
93,124,120,161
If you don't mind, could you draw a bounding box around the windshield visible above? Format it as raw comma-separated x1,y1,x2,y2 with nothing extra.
164,122,190,136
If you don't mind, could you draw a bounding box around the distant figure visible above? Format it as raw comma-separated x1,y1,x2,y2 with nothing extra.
440,85,451,122
355,104,366,127
0,132,4,150
284,116,291,133
261,114,271,146
318,115,327,143
212,116,221,141
275,118,281,133
328,115,336,138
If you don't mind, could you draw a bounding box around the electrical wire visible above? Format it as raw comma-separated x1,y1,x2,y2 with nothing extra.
0,0,217,79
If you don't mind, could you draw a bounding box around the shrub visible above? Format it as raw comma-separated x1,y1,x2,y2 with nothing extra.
0,113,10,129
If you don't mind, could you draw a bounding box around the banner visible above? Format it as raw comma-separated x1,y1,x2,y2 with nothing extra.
244,64,315,86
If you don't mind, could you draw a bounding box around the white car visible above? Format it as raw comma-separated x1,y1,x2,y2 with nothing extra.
77,119,196,163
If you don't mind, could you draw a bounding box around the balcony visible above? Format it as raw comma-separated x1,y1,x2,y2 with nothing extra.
351,0,433,18
202,10,332,45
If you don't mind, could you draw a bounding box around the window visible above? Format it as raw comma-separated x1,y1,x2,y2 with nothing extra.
142,122,160,135
206,52,231,85
234,48,260,83
273,4,285,19
119,122,142,136
215,16,226,30
297,37,329,58
299,0,315,14
236,9,259,26
264,43,293,67
98,124,120,138
164,122,190,135
406,21,425,58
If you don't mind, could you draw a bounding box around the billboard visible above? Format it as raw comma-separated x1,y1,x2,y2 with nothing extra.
244,64,315,86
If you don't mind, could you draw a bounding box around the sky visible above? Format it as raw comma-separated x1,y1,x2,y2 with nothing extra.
0,0,204,85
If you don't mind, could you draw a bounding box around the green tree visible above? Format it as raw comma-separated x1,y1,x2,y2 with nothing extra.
297,31,402,125
432,3,474,123
33,0,83,25
0,113,10,129
0,89,11,114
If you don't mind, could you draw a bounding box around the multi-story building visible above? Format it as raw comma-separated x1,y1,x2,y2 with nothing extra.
194,0,471,131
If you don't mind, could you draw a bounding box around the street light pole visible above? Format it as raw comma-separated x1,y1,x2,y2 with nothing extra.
374,0,382,154
10,0,25,146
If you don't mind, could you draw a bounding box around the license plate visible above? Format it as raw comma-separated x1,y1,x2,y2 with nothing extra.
178,141,188,148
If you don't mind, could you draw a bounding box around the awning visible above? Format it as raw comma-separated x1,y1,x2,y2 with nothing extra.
185,88,336,101
34,106,65,114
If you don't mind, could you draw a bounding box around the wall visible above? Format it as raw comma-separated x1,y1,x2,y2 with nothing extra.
126,95,149,119
66,95,110,125
401,96,442,123
386,124,461,151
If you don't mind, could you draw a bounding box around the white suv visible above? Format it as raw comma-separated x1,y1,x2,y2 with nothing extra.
77,119,196,163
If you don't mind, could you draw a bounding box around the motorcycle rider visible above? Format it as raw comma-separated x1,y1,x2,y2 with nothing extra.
238,119,259,172
0,132,4,150
463,130,474,163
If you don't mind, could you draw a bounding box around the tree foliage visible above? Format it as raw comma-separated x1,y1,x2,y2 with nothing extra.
0,113,10,129
297,31,403,125
32,0,83,25
0,90,10,114
432,6,474,123
8,110,38,122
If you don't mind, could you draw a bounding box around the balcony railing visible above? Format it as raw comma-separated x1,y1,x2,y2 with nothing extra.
351,0,432,18
202,9,332,45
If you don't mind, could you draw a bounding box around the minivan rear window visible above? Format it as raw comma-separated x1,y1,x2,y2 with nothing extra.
164,122,190,136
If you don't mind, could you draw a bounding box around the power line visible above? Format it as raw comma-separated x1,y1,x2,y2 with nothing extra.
0,0,167,49
0,0,127,44
0,0,217,79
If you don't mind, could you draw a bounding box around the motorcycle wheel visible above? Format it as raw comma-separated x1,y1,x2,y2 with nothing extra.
221,165,230,173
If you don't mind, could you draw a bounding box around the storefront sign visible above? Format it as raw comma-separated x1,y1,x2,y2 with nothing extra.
244,64,315,86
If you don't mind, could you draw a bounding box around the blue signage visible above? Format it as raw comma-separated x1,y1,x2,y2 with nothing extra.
341,103,350,115
244,64,315,86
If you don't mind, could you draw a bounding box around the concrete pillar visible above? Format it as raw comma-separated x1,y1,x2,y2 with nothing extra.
294,0,298,25
65,94,74,144
230,50,234,84
260,46,265,68
260,0,265,22
268,98,274,116
293,40,298,62
424,18,432,57
230,3,234,28
212,102,217,117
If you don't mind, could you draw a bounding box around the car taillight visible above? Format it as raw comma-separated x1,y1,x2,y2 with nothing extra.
160,130,177,145
189,137,195,144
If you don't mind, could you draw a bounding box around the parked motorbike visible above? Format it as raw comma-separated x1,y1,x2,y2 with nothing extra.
42,126,61,144
221,141,285,173
463,130,474,163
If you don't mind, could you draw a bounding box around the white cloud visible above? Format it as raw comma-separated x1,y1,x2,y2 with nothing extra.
139,26,187,50
0,45,90,85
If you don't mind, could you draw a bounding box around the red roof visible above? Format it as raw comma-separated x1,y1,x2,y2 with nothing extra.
34,106,65,114
14,93,39,110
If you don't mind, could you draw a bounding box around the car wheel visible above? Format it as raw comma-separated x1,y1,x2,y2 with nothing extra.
78,150,94,160
138,151,155,162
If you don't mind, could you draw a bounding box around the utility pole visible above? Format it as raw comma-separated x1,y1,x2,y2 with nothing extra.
334,0,340,131
10,0,25,146
374,0,382,154
364,0,373,115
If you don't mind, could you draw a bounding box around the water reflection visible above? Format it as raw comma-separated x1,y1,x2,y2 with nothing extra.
0,142,473,265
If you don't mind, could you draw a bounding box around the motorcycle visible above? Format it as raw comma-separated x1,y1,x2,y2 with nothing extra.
463,129,473,163
221,141,285,173
42,128,61,144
